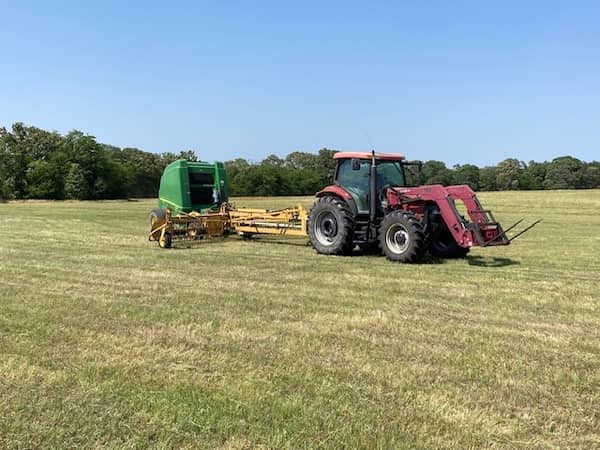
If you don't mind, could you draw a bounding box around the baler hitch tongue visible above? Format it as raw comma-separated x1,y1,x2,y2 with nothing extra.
480,219,542,247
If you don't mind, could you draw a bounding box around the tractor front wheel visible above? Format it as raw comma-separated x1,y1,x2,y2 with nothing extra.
429,228,470,259
308,196,354,255
379,211,425,263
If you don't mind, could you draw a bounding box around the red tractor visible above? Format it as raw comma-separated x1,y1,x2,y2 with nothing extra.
307,151,538,262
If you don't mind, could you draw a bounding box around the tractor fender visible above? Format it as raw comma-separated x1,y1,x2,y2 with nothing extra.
315,185,358,217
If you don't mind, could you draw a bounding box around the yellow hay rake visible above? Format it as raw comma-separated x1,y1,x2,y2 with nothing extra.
149,204,308,248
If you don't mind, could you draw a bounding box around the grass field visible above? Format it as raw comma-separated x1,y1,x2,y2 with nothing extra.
1,191,599,449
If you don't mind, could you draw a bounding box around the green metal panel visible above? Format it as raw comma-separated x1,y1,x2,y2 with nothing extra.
214,162,229,203
157,159,228,215
158,160,190,214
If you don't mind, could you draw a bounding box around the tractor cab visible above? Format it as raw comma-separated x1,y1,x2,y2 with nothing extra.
334,152,407,214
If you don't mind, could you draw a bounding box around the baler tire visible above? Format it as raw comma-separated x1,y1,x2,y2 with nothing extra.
308,196,354,255
429,229,470,259
149,209,167,242
159,232,172,249
378,210,425,263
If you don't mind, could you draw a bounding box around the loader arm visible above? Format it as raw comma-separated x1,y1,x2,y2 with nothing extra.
391,184,510,248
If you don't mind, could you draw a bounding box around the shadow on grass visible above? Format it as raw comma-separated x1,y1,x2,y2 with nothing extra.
240,236,309,247
169,235,309,249
466,255,520,267
334,248,448,265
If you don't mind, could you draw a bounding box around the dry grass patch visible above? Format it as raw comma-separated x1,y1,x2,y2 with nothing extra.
1,191,599,448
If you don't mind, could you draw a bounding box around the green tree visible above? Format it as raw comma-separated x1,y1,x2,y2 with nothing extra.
178,150,198,162
316,148,337,187
287,168,321,194
495,158,523,190
262,154,285,167
421,160,453,185
233,165,291,196
479,166,498,191
0,127,13,200
98,146,134,198
224,159,251,196
64,163,88,199
582,162,600,188
519,161,548,190
122,148,163,198
543,156,585,189
452,164,480,190
285,151,318,171
26,160,64,199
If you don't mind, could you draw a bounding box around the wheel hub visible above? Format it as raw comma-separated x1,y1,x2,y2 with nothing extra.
386,224,409,254
315,212,338,244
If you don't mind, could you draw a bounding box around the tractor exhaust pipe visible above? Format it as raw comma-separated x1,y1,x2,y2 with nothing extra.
369,150,377,222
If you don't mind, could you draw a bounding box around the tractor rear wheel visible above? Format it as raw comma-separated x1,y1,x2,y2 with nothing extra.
308,196,354,255
378,210,425,263
429,229,470,259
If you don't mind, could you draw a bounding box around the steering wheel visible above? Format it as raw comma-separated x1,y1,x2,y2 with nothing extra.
379,184,398,203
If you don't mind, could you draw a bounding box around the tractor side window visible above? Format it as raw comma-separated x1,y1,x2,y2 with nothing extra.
336,159,370,193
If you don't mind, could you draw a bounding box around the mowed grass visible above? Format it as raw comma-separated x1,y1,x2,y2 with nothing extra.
0,191,599,449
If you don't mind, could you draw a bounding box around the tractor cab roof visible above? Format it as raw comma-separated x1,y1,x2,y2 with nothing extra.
334,152,405,161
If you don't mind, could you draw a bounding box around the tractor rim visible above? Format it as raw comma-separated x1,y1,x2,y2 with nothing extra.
315,211,338,245
386,224,409,254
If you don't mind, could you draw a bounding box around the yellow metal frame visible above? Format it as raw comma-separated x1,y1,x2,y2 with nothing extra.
229,205,308,237
148,204,308,246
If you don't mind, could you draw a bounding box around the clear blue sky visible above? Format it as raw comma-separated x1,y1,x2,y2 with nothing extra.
1,1,598,166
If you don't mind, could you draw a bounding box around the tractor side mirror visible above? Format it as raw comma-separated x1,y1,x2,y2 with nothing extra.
351,158,361,171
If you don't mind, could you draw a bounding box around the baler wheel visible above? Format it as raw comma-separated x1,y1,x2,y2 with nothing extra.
379,211,425,263
159,232,172,249
149,209,167,241
308,196,354,255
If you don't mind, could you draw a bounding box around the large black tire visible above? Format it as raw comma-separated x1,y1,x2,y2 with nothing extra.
378,210,425,263
308,196,354,255
429,228,470,259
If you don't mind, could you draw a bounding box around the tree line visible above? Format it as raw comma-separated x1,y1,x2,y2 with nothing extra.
1,122,598,201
